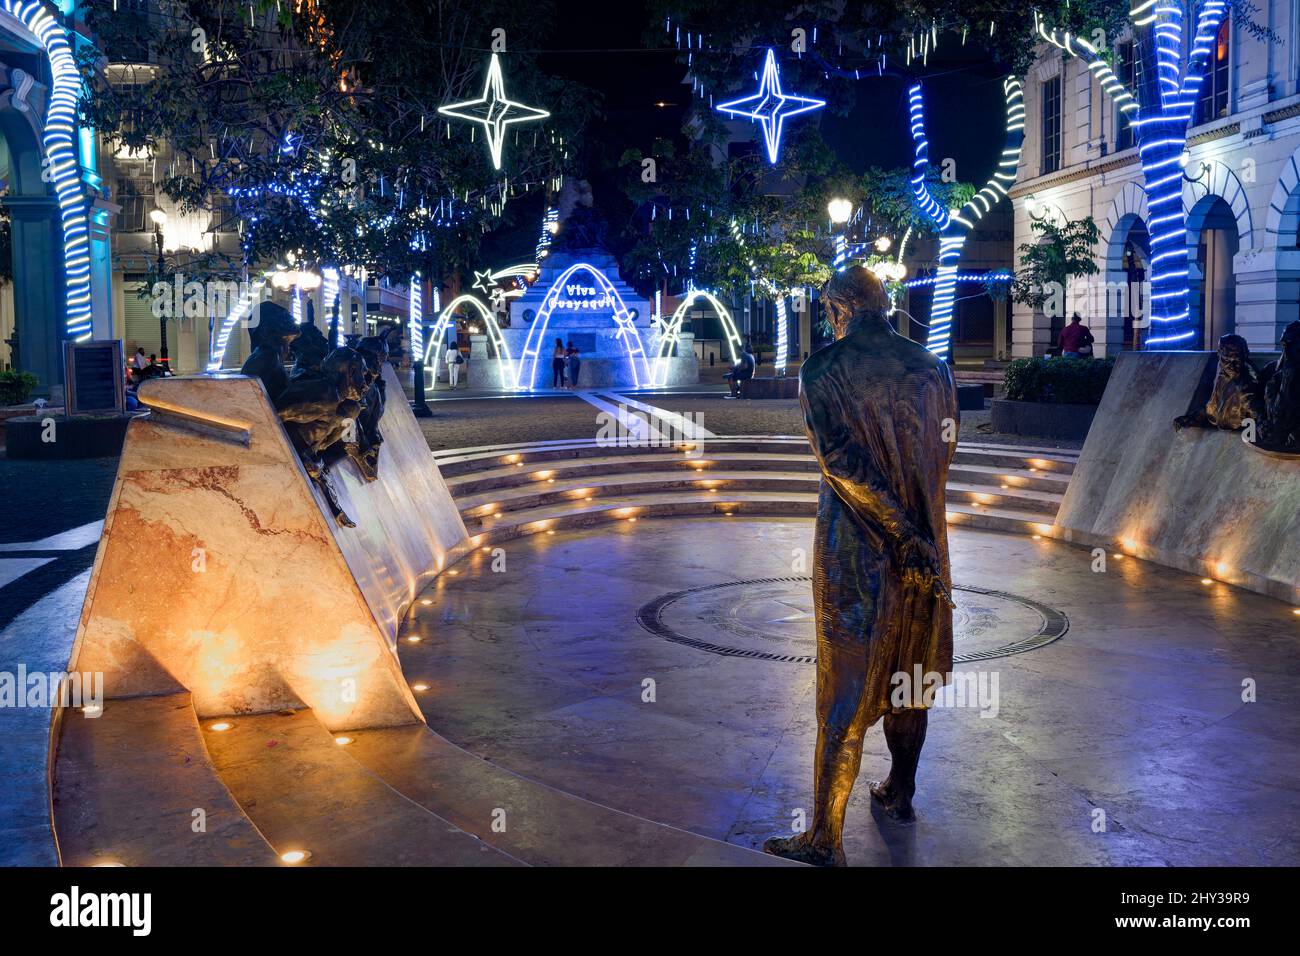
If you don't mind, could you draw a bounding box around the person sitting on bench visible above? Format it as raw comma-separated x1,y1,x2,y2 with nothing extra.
726,347,756,398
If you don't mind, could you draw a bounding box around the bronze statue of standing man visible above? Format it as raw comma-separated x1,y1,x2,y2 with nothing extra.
765,266,958,867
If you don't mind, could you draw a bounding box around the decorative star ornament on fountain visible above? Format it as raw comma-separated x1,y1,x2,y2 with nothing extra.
471,268,497,296
438,54,550,170
714,48,826,165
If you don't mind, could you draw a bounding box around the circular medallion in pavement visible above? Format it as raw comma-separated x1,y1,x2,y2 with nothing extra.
635,576,1067,664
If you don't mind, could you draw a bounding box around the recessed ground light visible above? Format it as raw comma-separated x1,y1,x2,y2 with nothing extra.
92,861,125,867
420,598,432,605
446,570,459,576
584,497,593,502
482,546,492,552
515,462,524,468
412,683,430,692
1031,535,1042,540
406,635,421,643
546,530,555,535
627,517,637,523
1112,554,1123,560
209,721,234,732
334,736,353,746
1293,609,1300,616
1201,578,1213,585
82,704,103,717
280,849,311,865
1000,484,1008,490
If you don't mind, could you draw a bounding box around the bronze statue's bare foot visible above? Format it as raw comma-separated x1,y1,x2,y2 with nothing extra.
868,778,916,822
762,833,845,867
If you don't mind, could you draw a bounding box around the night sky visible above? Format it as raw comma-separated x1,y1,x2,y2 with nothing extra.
535,1,1004,173
484,1,1005,261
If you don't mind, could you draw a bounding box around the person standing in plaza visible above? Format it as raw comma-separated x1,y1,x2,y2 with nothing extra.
566,340,582,389
445,341,463,389
552,337,567,389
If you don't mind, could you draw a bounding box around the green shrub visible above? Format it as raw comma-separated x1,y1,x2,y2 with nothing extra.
0,370,38,406
1003,356,1114,405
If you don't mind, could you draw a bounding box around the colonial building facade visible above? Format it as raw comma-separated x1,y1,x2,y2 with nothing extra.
1012,4,1300,358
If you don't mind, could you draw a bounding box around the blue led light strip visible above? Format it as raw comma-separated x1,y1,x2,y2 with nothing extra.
907,84,950,231
408,274,423,363
5,1,94,339
1037,2,1228,347
774,296,789,374
322,267,342,346
908,78,1025,358
904,270,1012,288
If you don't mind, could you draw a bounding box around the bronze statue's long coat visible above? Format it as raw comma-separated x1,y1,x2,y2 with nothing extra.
799,317,959,721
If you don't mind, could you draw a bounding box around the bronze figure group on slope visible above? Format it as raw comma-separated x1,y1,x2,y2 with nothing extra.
1174,321,1300,453
239,302,392,527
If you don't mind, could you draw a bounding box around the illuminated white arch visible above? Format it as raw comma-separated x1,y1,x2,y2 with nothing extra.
422,294,517,386
652,289,742,387
207,270,274,371
515,263,650,390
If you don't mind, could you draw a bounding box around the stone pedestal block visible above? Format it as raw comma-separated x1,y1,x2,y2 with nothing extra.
1055,351,1299,603
71,365,467,730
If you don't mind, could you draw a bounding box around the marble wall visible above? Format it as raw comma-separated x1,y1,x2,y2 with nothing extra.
1055,351,1299,604
70,367,467,730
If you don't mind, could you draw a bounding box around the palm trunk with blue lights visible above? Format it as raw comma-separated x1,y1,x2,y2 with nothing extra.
908,78,1025,359
1036,1,1230,348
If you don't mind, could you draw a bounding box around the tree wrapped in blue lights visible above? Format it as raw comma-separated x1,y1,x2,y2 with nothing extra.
907,77,1025,358
1035,1,1230,347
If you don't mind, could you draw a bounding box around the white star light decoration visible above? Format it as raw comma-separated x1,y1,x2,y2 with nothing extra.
471,268,497,296
438,54,550,170
714,48,826,165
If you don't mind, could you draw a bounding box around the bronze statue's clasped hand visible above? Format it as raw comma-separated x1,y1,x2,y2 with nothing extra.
895,532,956,609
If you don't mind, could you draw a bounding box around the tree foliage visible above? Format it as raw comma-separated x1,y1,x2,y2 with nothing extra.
78,0,593,284
1012,214,1101,311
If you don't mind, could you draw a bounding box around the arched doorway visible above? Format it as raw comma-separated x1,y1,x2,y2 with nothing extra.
1104,211,1150,354
1186,196,1239,349
1118,218,1149,351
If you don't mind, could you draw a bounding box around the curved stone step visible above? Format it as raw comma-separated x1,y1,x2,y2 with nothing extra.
344,726,795,866
454,491,1055,545
457,474,1063,527
201,709,521,866
945,481,1065,514
451,459,1067,505
460,470,820,517
53,693,277,867
434,436,808,476
436,436,1077,480
447,452,819,496
948,462,1072,493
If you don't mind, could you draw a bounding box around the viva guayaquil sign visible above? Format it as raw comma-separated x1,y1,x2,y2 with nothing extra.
547,284,614,311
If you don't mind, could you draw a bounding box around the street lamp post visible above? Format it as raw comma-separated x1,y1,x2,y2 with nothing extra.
150,208,170,368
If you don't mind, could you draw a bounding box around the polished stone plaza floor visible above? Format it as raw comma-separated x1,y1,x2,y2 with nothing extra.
405,517,1300,866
